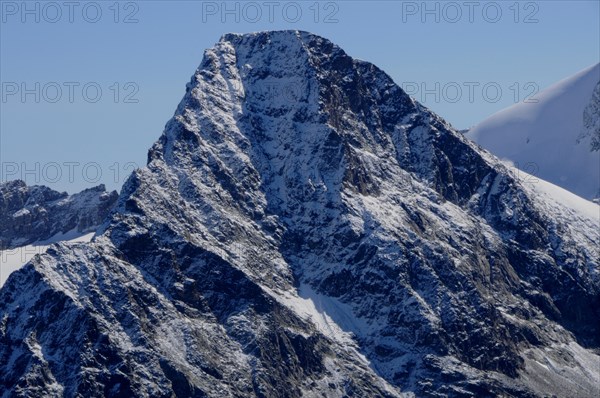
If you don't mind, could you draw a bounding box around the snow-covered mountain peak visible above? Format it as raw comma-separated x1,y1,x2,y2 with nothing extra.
1,33,599,397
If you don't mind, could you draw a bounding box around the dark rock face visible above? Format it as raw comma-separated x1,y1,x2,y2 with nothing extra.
580,80,600,152
0,31,598,398
0,180,118,248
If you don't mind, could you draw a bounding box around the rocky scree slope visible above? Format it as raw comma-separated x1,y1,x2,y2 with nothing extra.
0,31,599,398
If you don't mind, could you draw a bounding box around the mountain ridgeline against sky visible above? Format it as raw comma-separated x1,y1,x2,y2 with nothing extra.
467,63,600,201
0,180,118,249
0,31,598,398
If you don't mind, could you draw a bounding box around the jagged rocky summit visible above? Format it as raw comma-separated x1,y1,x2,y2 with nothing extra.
0,31,598,398
0,180,118,249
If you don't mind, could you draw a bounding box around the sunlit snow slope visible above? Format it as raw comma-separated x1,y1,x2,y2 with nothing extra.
0,232,94,288
467,64,600,200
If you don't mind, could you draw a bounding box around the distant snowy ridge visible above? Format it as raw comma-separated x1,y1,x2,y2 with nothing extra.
467,63,600,200
0,180,118,249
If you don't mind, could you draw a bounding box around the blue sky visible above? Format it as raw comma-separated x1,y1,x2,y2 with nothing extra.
1,0,599,193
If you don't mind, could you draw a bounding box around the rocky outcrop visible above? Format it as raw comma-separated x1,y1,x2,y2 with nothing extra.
581,81,600,152
0,180,118,248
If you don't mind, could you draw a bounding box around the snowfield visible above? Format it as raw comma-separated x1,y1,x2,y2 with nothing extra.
467,63,600,200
